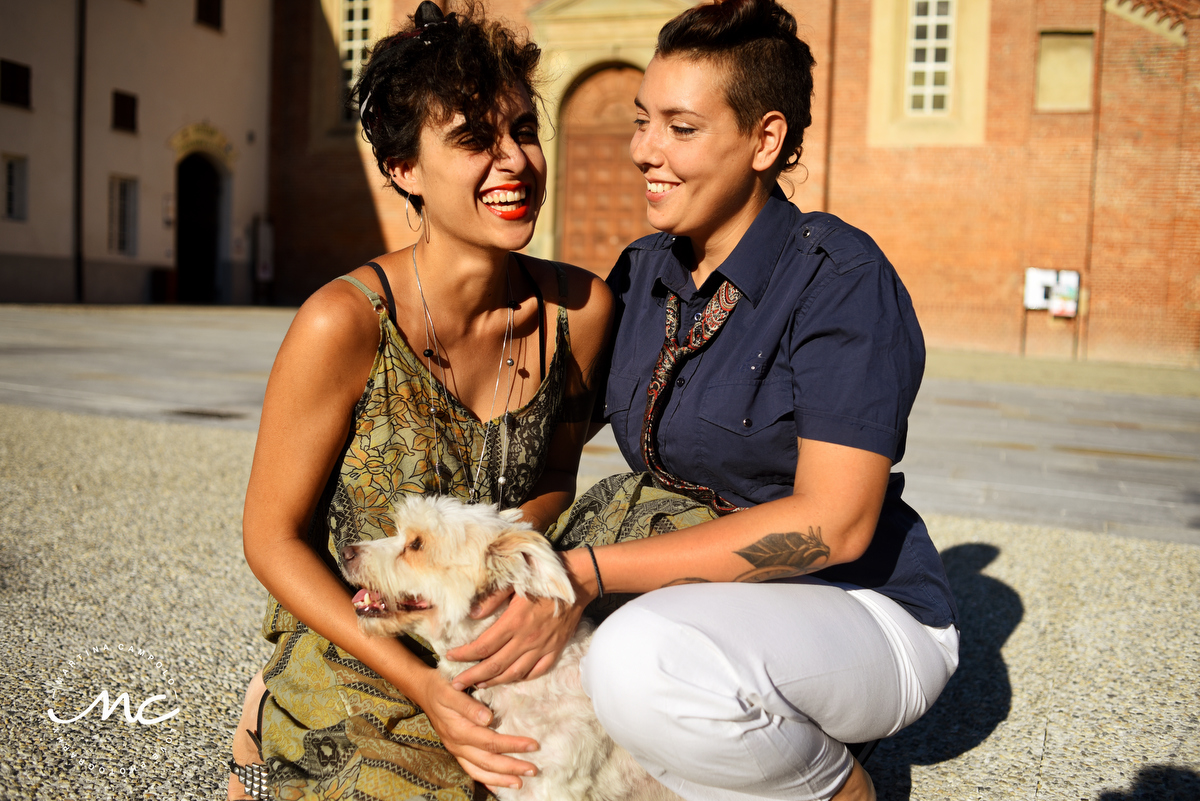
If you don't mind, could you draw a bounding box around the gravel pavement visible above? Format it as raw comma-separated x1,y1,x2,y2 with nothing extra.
1,305,1198,800
3,404,1198,800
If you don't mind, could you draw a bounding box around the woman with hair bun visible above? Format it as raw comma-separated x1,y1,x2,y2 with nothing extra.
453,1,959,799
226,2,612,798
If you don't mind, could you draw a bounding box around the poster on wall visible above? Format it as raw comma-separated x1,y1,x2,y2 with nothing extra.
1050,270,1080,318
1024,268,1080,317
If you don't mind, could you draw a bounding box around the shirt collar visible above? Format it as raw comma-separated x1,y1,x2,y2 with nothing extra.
652,184,796,308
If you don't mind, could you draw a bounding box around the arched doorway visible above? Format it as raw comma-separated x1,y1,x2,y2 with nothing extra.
176,153,221,303
558,66,654,278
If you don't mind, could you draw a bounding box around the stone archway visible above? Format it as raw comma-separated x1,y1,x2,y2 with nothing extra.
557,65,654,278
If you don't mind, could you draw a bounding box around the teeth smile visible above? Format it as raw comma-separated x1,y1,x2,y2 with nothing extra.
647,182,674,194
481,186,527,206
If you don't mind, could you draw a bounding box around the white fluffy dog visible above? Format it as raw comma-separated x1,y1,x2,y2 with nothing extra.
339,494,680,801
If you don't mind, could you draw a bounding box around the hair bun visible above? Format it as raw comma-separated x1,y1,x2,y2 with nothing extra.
414,1,445,27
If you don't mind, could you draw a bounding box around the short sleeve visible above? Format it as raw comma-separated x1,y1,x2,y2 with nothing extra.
787,242,924,462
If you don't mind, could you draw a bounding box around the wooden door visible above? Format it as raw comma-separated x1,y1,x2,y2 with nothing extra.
558,66,654,278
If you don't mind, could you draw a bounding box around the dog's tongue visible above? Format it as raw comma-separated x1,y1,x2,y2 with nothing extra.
352,588,386,612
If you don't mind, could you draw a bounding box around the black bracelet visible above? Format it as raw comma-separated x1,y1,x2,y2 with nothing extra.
585,545,604,599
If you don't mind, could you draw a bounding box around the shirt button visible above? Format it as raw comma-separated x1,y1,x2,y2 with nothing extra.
742,418,753,428
676,377,686,387
802,227,811,238
693,312,702,321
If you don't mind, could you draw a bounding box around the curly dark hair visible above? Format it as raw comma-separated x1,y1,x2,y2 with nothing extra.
351,1,542,208
657,0,816,173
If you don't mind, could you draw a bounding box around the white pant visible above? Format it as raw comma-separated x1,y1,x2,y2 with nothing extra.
580,579,959,801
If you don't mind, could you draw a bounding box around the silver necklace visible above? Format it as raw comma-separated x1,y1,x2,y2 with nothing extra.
411,247,516,505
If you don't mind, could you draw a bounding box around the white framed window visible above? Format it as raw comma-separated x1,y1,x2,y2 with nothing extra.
4,155,28,221
340,0,373,121
906,0,955,114
108,176,138,256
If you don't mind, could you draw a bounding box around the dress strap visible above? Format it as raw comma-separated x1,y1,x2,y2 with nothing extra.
336,275,389,317
553,263,569,302
514,254,547,383
365,262,398,329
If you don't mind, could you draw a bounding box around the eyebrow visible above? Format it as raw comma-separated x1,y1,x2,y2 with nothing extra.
633,97,701,118
512,110,539,128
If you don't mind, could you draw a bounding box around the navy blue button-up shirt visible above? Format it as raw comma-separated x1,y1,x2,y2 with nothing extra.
599,187,957,627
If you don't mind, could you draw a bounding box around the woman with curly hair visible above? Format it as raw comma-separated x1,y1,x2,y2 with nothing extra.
452,2,960,800
226,3,612,798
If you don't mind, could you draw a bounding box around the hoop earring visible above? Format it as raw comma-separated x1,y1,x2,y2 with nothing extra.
537,186,548,212
404,195,422,233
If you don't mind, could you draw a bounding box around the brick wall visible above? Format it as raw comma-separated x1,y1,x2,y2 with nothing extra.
268,0,389,305
268,0,1199,366
816,0,1200,366
1086,10,1200,365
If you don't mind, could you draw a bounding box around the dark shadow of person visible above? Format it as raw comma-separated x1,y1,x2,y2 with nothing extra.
1097,765,1200,800
867,543,1024,800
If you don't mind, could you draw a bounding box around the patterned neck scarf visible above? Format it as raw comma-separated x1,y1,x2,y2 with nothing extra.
640,280,744,515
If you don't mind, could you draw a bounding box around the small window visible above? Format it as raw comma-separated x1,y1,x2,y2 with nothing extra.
4,155,29,221
112,91,138,132
1036,33,1094,112
1,59,32,108
196,0,223,30
108,176,138,256
906,0,954,115
340,0,373,122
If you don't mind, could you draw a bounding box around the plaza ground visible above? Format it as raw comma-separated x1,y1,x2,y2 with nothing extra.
0,304,1197,799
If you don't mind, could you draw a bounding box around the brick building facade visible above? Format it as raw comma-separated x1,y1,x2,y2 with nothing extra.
267,0,1199,366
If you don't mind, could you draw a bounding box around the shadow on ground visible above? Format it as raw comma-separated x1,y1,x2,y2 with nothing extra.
868,544,1023,799
1097,765,1200,800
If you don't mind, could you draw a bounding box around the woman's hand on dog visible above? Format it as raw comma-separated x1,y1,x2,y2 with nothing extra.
447,573,594,690
412,669,541,789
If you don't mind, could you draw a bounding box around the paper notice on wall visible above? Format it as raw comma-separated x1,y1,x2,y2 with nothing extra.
1024,268,1058,310
1050,270,1080,318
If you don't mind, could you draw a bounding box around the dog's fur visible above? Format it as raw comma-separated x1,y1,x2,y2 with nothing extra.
339,494,679,801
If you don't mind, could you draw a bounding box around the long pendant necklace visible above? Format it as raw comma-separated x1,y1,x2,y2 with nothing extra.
411,246,515,505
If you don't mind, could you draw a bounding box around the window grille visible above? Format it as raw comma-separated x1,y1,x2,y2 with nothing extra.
906,0,954,114
4,156,28,221
341,0,372,121
108,176,138,256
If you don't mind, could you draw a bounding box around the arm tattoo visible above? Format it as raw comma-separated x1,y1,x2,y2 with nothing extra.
732,528,831,583
661,577,713,588
656,528,832,589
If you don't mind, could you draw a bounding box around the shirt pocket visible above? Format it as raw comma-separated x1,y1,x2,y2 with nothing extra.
603,369,643,461
696,377,797,488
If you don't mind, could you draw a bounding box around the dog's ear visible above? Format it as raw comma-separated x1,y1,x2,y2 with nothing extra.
498,508,525,524
484,528,576,605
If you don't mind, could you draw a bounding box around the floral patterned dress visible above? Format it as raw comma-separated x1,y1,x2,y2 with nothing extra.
259,269,568,801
